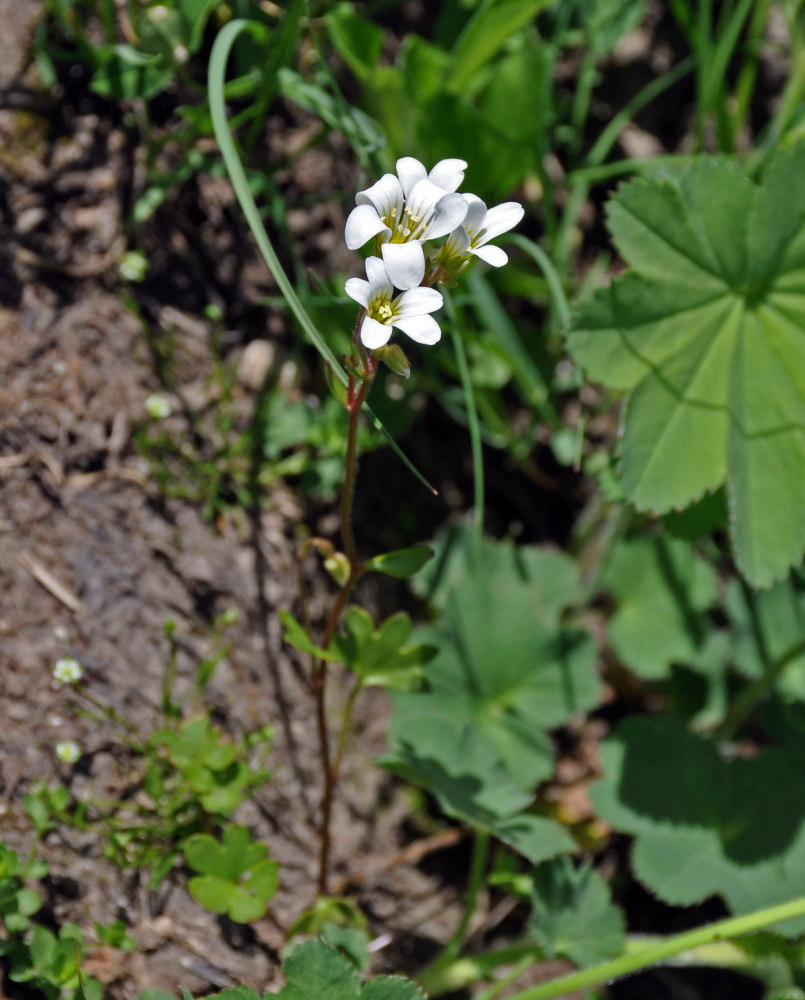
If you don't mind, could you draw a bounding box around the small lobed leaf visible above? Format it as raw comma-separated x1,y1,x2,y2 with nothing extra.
383,572,598,849
278,941,361,1000
530,856,625,967
591,715,805,934
280,610,340,661
187,875,234,915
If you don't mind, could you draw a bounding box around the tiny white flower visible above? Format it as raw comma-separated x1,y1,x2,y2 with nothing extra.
345,158,469,290
52,657,84,686
144,394,172,419
345,256,443,349
55,740,82,764
439,195,525,268
119,250,148,282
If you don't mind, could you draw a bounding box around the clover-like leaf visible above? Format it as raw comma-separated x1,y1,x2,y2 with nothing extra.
330,607,435,690
591,715,805,934
185,825,278,923
568,148,805,587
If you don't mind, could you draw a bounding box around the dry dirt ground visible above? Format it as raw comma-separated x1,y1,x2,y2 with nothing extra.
0,4,500,996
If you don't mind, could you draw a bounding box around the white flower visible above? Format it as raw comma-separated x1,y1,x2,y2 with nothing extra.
144,394,172,419
345,256,443,349
55,740,82,764
439,195,525,268
345,158,469,290
52,657,84,685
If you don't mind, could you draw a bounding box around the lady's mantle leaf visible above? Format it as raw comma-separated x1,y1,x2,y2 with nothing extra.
591,716,805,934
382,573,594,859
568,148,805,587
603,534,718,679
530,856,625,968
278,942,425,1000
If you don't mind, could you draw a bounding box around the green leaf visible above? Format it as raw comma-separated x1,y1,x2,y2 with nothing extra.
187,837,278,924
364,545,433,578
326,3,384,81
603,534,718,679
278,941,361,1000
591,716,805,933
412,525,582,624
530,856,626,967
184,825,266,880
320,924,370,972
491,814,575,865
382,573,597,846
361,979,426,1000
568,149,805,586
187,875,234,915
446,0,553,93
330,607,434,690
726,573,805,701
279,610,340,661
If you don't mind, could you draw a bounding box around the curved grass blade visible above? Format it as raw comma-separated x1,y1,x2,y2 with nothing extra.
507,234,571,331
444,291,484,559
209,19,437,494
208,18,345,381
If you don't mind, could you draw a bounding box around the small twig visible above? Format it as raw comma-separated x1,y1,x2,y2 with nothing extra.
18,552,86,615
330,827,465,894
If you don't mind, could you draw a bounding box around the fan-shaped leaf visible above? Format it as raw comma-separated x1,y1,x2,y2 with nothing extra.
568,148,805,586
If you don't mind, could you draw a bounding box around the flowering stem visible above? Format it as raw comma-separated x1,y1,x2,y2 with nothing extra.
444,292,485,563
314,349,377,896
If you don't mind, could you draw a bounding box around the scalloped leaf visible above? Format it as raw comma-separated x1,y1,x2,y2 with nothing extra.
591,716,805,934
726,572,805,701
278,942,425,1000
568,148,805,587
382,571,594,858
603,534,718,679
530,856,625,967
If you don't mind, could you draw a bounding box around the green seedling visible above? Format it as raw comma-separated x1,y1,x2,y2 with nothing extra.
185,824,279,923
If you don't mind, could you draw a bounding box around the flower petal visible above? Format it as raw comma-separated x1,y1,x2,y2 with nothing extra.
345,276,371,306
471,244,509,267
441,227,471,259
396,157,428,197
345,204,389,249
356,173,404,226
426,192,469,239
406,178,451,232
382,242,426,290
365,255,394,296
361,315,392,349
395,285,443,317
461,194,488,238
428,158,467,192
395,314,442,345
479,202,524,242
